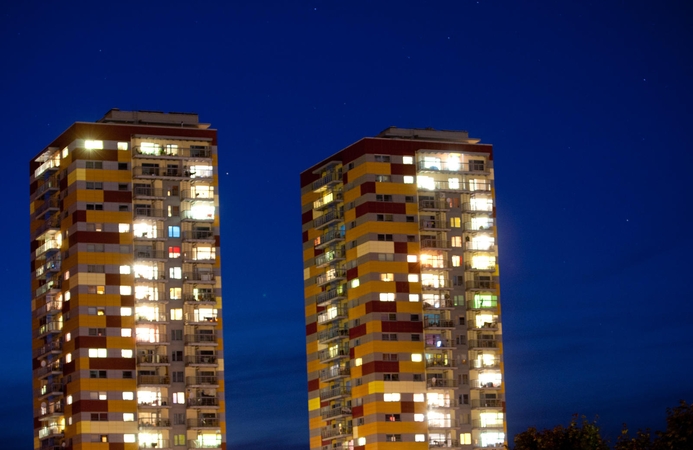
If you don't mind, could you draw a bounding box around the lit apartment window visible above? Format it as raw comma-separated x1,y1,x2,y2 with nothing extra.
381,273,394,282
84,140,103,150
383,393,401,402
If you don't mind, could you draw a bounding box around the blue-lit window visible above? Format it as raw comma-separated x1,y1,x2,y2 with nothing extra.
168,226,180,238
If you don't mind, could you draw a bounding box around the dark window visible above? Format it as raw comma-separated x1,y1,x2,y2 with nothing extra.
122,371,133,379
172,351,183,362
118,163,128,170
171,330,183,341
385,414,401,421
118,183,128,191
118,205,129,212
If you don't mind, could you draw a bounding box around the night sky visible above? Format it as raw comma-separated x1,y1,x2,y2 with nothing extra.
3,1,692,449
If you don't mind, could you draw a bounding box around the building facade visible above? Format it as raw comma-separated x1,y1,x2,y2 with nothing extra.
30,109,226,450
301,127,506,450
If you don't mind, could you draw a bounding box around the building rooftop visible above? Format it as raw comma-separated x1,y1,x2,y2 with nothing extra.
377,126,480,144
97,108,210,129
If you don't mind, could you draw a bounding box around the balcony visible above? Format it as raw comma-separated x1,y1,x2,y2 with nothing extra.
135,251,167,263
186,376,219,387
470,359,502,370
185,355,218,366
39,402,64,420
470,379,502,389
188,440,222,449
471,398,504,409
472,419,504,429
321,422,352,439
138,354,170,365
133,166,190,179
35,276,61,298
465,280,498,291
461,202,494,214
138,399,171,409
136,314,168,325
316,268,347,287
425,339,456,350
420,260,452,271
426,359,457,370
464,242,496,253
419,199,450,211
421,239,452,250
312,170,342,192
38,383,63,399
417,160,489,174
181,190,215,202
427,378,458,389
467,297,498,310
468,318,499,331
315,248,346,268
464,220,494,232
315,229,346,249
319,385,351,401
138,418,171,428
133,187,165,199
181,210,216,222
465,261,496,272
35,174,60,197
422,280,453,291
313,209,343,229
428,400,459,410
185,333,218,345
183,230,216,241
38,426,64,440
185,312,218,326
34,197,60,218
428,419,454,429
36,360,62,379
468,340,499,350
472,443,506,450
138,440,170,449
317,326,349,344
187,397,220,408
134,207,166,220
316,287,347,306
423,318,455,329
184,252,217,264
429,439,463,448
423,299,455,310
183,293,216,305
188,417,220,428
138,375,170,385
35,320,63,338
35,239,60,258
184,272,216,284
317,307,348,325
34,218,61,239
318,343,349,363
321,405,351,420
420,219,451,231
313,191,343,211
34,341,62,359
319,366,350,382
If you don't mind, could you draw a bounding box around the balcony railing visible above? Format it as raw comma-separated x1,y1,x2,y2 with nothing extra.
313,209,343,229
315,248,346,267
427,378,458,388
185,355,218,366
133,166,191,178
419,199,450,210
468,340,499,349
181,190,215,202
134,145,211,159
471,398,504,408
321,423,353,439
319,385,351,401
464,220,494,232
138,440,170,449
316,287,346,305
423,319,455,329
317,326,349,343
425,339,455,350
420,220,451,230
188,440,222,449
38,426,63,440
185,333,218,345
426,359,456,370
465,262,496,272
185,313,218,325
313,191,343,210
186,376,219,386
318,343,349,363
34,197,60,217
184,272,216,283
468,319,499,330
138,399,170,408
422,280,453,290
321,406,352,420
134,208,166,219
470,379,502,389
35,240,60,258
133,187,165,198
181,210,215,221
315,229,346,249
36,360,62,378
421,239,452,250
423,299,455,310
183,230,215,241
34,340,62,359
183,293,216,304
138,418,171,427
467,298,498,310
417,160,489,173
35,321,63,338
429,439,461,448
135,249,167,260
138,375,170,385
472,419,504,429
428,400,459,409
187,397,219,408
138,354,170,365
320,366,350,382
35,174,60,197
136,314,168,324
317,307,348,325
470,359,502,370
35,277,61,298
187,417,220,428
461,202,494,213
312,170,342,192
465,280,498,291
33,296,63,319
39,383,63,398
464,242,496,252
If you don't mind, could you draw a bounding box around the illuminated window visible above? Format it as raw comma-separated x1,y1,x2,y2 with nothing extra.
65,332,71,342
417,175,434,190
414,414,425,422
169,287,182,300
354,358,362,367
409,294,420,302
62,147,69,158
381,273,394,282
402,156,413,165
117,142,129,151
124,434,136,443
64,291,71,301
169,267,182,279
119,265,131,275
170,309,183,320
451,255,461,267
451,236,462,247
460,433,472,445
350,279,360,288
121,349,133,358
119,223,130,233
123,413,134,422
84,140,103,149
172,392,186,404
450,217,461,227
66,395,72,405
383,393,401,402
89,348,108,358
120,286,132,295
357,437,366,446
411,353,423,362
448,178,460,189
408,274,419,282
120,307,132,316
65,353,72,363
168,246,181,258
122,392,134,400
379,293,395,302
415,434,426,442
407,254,418,262
413,393,425,402
121,329,132,337
403,175,415,184
375,175,391,182
447,154,460,171
168,226,180,238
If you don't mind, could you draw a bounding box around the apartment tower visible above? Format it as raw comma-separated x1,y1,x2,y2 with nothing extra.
30,109,226,450
301,127,506,450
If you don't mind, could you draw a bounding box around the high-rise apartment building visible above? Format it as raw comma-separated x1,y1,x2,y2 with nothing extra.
301,127,506,450
30,109,226,450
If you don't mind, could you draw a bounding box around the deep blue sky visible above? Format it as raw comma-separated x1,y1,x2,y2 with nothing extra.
3,1,692,448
